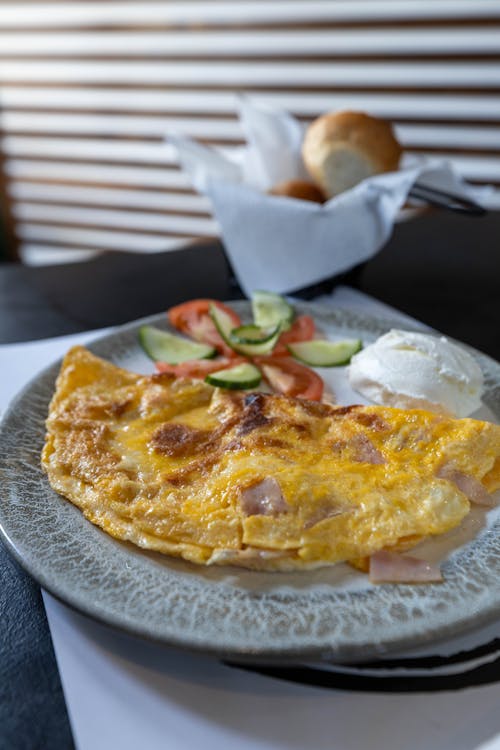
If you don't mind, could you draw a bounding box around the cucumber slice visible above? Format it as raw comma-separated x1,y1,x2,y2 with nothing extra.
205,362,262,390
231,324,281,345
251,290,294,331
287,339,362,367
209,303,235,342
139,325,216,364
210,304,281,356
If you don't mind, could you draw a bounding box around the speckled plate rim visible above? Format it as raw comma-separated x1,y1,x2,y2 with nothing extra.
1,302,500,665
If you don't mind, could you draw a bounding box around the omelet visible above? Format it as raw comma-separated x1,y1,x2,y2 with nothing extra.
41,346,500,571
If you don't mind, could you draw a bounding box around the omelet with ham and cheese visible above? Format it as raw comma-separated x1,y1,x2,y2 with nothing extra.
41,346,500,572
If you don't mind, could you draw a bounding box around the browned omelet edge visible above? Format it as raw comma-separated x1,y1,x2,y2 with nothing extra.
41,346,500,572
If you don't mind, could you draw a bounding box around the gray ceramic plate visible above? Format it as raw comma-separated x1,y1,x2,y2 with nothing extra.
1,302,500,664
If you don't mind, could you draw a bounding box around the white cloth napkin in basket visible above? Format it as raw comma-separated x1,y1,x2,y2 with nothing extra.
169,97,489,296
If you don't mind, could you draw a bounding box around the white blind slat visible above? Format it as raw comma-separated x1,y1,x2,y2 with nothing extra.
433,154,500,180
5,160,191,188
19,245,100,265
2,61,500,87
14,202,218,235
1,29,499,57
1,1,499,27
2,137,179,164
17,224,203,251
8,181,212,213
4,85,500,113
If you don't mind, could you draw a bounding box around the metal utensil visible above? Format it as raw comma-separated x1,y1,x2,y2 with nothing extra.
409,182,487,216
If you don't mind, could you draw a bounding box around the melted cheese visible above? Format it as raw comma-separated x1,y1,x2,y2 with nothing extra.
41,346,500,571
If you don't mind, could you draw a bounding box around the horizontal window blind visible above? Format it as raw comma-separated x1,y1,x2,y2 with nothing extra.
0,1,499,265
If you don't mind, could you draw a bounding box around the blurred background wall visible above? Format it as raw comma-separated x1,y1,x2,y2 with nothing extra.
0,0,499,265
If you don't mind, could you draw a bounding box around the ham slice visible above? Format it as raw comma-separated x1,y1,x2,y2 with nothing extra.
331,434,385,464
351,434,385,465
436,464,495,507
240,477,290,517
304,501,347,529
369,550,443,584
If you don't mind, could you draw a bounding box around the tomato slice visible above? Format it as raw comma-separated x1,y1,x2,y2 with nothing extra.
256,356,324,401
273,315,315,355
167,299,241,357
155,356,247,379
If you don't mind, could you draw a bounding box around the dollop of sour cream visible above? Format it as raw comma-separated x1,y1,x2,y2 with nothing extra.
348,329,484,417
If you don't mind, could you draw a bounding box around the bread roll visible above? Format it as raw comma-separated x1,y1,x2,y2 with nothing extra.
302,111,402,198
269,179,325,204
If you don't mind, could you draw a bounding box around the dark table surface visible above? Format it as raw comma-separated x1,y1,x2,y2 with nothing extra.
1,210,499,750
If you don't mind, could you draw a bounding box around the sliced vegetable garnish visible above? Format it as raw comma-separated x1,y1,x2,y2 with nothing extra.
287,339,362,367
161,295,348,397
273,314,316,355
210,304,281,356
155,356,247,378
139,325,216,364
251,290,294,331
167,299,241,357
231,324,281,345
205,362,262,390
209,302,238,343
257,356,324,401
